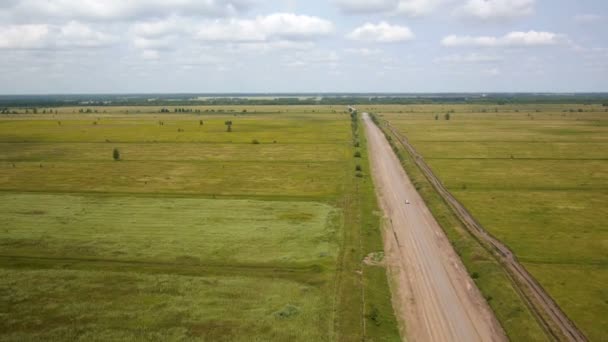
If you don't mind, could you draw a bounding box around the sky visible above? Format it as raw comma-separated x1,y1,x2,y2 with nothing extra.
0,0,607,94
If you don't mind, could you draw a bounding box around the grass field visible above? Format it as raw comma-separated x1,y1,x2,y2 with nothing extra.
0,108,400,341
370,104,607,341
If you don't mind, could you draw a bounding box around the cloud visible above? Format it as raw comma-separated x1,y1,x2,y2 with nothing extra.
334,0,445,17
347,22,414,43
441,31,562,47
129,13,331,52
0,0,253,21
459,0,535,20
141,49,160,60
58,21,116,47
284,50,340,68
132,16,185,38
0,24,49,49
333,0,397,14
0,22,115,49
395,0,445,17
196,13,334,42
346,48,383,56
435,53,502,64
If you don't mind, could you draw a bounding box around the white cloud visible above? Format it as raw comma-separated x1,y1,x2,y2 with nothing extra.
395,0,445,17
334,0,397,14
0,22,114,49
0,24,49,49
58,21,115,47
132,16,185,38
346,48,383,56
459,0,535,20
132,36,174,50
335,0,445,17
141,49,160,60
283,50,340,68
441,31,562,47
196,13,334,42
435,53,502,64
347,22,414,43
0,0,253,21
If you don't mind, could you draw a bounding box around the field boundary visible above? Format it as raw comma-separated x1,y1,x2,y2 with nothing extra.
374,115,587,342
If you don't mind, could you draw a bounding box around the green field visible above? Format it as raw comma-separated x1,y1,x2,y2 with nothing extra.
371,104,607,341
0,109,399,341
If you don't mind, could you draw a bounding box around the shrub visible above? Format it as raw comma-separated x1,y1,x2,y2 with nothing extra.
367,306,381,326
251,139,260,144
354,151,361,158
274,304,300,319
112,148,120,161
355,164,362,172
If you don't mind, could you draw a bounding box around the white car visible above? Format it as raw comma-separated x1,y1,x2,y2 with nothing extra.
405,200,410,205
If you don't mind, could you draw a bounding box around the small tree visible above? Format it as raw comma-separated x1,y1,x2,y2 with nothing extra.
445,113,451,120
225,120,233,132
113,148,121,161
434,114,439,120
199,120,204,126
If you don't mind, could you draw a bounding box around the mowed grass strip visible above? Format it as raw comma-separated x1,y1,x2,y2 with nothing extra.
427,159,607,190
0,160,344,197
0,268,332,341
414,141,608,160
386,113,606,143
0,115,350,144
0,142,348,162
0,193,339,266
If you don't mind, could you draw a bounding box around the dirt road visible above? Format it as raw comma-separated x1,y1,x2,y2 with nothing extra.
363,113,506,342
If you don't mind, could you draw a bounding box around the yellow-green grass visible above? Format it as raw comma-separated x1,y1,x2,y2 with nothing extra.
0,160,345,197
377,104,608,340
0,268,332,341
0,193,339,266
0,115,350,144
413,141,608,160
0,142,347,162
0,109,400,341
428,159,606,190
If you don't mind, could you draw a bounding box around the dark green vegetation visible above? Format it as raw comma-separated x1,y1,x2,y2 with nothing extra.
0,108,399,341
1,93,607,108
368,104,607,341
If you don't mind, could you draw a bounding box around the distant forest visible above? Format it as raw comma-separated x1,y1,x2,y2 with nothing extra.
1,93,608,107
